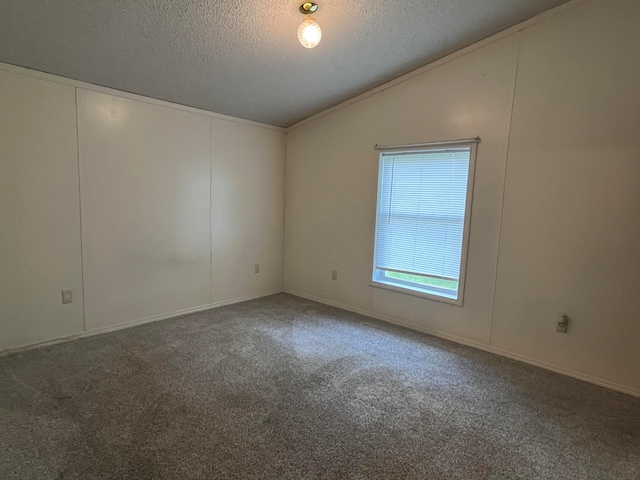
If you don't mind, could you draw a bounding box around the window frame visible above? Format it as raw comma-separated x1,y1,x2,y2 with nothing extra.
370,138,479,306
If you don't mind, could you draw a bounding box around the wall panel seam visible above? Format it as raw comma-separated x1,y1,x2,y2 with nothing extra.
74,87,87,332
489,32,522,347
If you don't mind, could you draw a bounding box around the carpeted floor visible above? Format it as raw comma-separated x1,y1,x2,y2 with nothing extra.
1,294,639,479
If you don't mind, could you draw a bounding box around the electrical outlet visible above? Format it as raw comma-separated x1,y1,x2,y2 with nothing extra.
331,270,338,280
254,264,260,274
557,314,569,333
62,290,72,304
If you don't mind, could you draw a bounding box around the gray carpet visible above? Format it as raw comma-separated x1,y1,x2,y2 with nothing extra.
1,294,639,479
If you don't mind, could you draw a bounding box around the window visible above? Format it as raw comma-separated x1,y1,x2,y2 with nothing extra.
371,139,478,305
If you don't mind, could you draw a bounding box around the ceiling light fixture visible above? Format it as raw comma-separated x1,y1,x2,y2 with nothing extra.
298,2,321,49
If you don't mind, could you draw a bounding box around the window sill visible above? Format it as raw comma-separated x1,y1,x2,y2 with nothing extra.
369,281,463,306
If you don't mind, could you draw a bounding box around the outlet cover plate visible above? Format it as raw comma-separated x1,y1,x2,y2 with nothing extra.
62,290,72,304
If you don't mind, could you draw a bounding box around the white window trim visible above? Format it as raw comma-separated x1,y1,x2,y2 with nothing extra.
369,138,479,307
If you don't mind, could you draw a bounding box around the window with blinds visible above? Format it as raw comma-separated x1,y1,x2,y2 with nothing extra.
372,140,477,305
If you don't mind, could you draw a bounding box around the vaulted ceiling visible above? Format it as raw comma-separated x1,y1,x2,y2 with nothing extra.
0,0,571,127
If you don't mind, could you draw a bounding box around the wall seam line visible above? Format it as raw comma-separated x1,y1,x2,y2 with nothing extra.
209,117,214,305
489,32,522,347
74,88,87,332
281,133,288,291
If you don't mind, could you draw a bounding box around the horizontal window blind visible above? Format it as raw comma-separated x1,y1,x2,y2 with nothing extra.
374,147,471,281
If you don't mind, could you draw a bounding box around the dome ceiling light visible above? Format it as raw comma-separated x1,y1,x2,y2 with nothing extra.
298,2,321,49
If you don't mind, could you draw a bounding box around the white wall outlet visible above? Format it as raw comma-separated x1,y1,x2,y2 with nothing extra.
557,314,569,333
62,290,72,304
331,270,338,280
254,264,260,274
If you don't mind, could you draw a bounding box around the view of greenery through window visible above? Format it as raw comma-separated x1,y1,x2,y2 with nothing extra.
385,271,458,291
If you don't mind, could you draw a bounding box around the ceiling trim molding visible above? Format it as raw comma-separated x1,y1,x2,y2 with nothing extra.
286,0,586,132
0,61,286,132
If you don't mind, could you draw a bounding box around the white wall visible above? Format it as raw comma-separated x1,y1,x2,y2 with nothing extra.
491,0,640,393
284,0,640,395
1,68,286,350
211,119,286,303
0,72,84,350
286,35,518,343
77,90,212,330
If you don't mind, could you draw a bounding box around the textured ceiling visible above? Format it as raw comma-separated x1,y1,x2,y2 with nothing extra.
0,0,571,127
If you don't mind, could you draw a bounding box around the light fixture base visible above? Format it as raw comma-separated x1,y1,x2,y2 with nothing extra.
299,2,318,14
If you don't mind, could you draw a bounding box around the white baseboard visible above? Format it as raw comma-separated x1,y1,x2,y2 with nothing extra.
284,289,640,399
0,289,283,358
5,287,638,399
